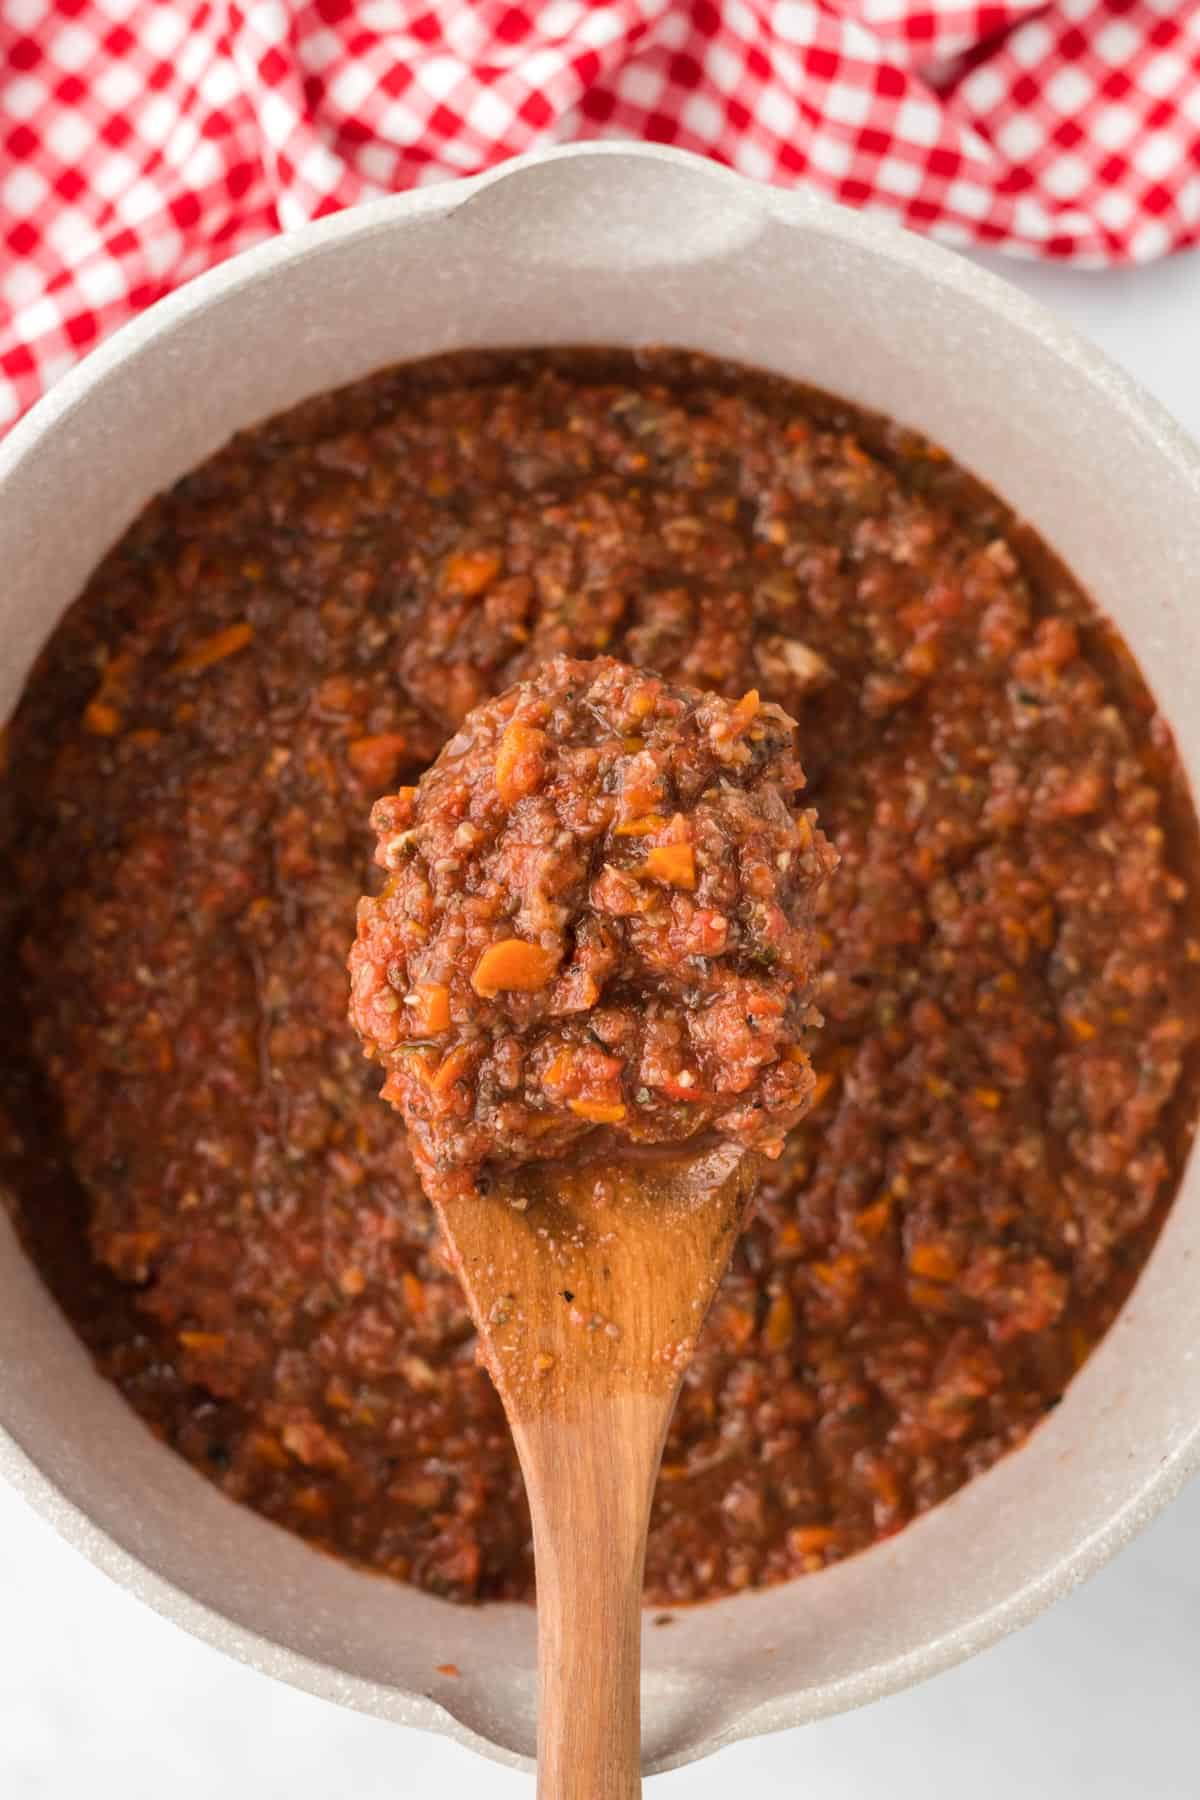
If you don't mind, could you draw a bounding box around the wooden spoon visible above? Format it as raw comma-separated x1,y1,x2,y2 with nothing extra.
435,1140,760,1800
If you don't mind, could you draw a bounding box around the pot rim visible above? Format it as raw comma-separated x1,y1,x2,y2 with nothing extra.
3,139,1200,1773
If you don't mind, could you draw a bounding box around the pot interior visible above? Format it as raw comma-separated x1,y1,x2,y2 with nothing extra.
2,147,1199,1772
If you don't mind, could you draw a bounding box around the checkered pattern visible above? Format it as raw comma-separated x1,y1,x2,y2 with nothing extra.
3,1,1199,431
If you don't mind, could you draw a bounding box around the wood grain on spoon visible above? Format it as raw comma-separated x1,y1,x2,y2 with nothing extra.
437,1142,761,1800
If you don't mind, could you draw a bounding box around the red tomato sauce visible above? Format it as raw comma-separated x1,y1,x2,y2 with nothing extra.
1,349,1197,1604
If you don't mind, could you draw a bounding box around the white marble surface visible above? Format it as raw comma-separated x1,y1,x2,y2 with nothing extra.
5,243,1200,1799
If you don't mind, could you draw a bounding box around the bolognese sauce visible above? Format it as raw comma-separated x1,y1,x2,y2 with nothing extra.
1,349,1196,1605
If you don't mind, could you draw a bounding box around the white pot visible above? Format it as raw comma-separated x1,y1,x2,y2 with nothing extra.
2,143,1199,1777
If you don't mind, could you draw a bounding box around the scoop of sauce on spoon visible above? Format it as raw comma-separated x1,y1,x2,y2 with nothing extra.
350,655,836,1799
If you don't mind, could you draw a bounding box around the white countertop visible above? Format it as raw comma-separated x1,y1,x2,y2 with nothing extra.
6,243,1200,1800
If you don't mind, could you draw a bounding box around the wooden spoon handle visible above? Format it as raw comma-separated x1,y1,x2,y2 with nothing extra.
436,1148,760,1798
521,1398,667,1800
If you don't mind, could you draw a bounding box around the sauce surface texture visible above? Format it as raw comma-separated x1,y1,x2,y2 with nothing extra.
1,348,1197,1605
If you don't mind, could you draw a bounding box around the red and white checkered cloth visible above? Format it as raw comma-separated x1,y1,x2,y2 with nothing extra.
2,1,1199,431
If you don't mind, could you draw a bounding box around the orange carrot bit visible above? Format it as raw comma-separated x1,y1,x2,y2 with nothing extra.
442,547,502,597
494,720,548,805
178,1331,227,1355
642,841,696,890
908,1241,958,1283
786,1525,838,1557
810,1254,861,1299
855,1197,892,1241
612,812,666,838
429,1043,476,1095
401,1271,427,1315
347,732,408,787
83,699,122,736
408,981,451,1035
471,937,559,997
249,1432,289,1470
294,1486,332,1520
172,620,254,675
762,1291,795,1351
568,1098,627,1124
435,1663,461,1678
714,1302,756,1354
541,1049,578,1095
728,688,761,735
809,1068,837,1108
315,673,358,713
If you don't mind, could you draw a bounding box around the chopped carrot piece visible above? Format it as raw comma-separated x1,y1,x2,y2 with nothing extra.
294,1486,331,1519
178,1331,226,1354
855,1197,892,1240
471,938,559,996
787,1525,837,1556
325,1375,355,1410
729,689,760,734
495,720,548,804
643,842,696,889
409,981,451,1034
763,1291,795,1351
348,732,408,787
83,699,122,736
715,1303,756,1353
315,674,358,712
401,1272,426,1314
908,1242,957,1283
173,621,254,674
810,1254,861,1299
442,547,502,597
429,1043,475,1094
541,1050,577,1093
568,1098,627,1124
250,1432,290,1470
612,812,666,838
809,1068,836,1107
